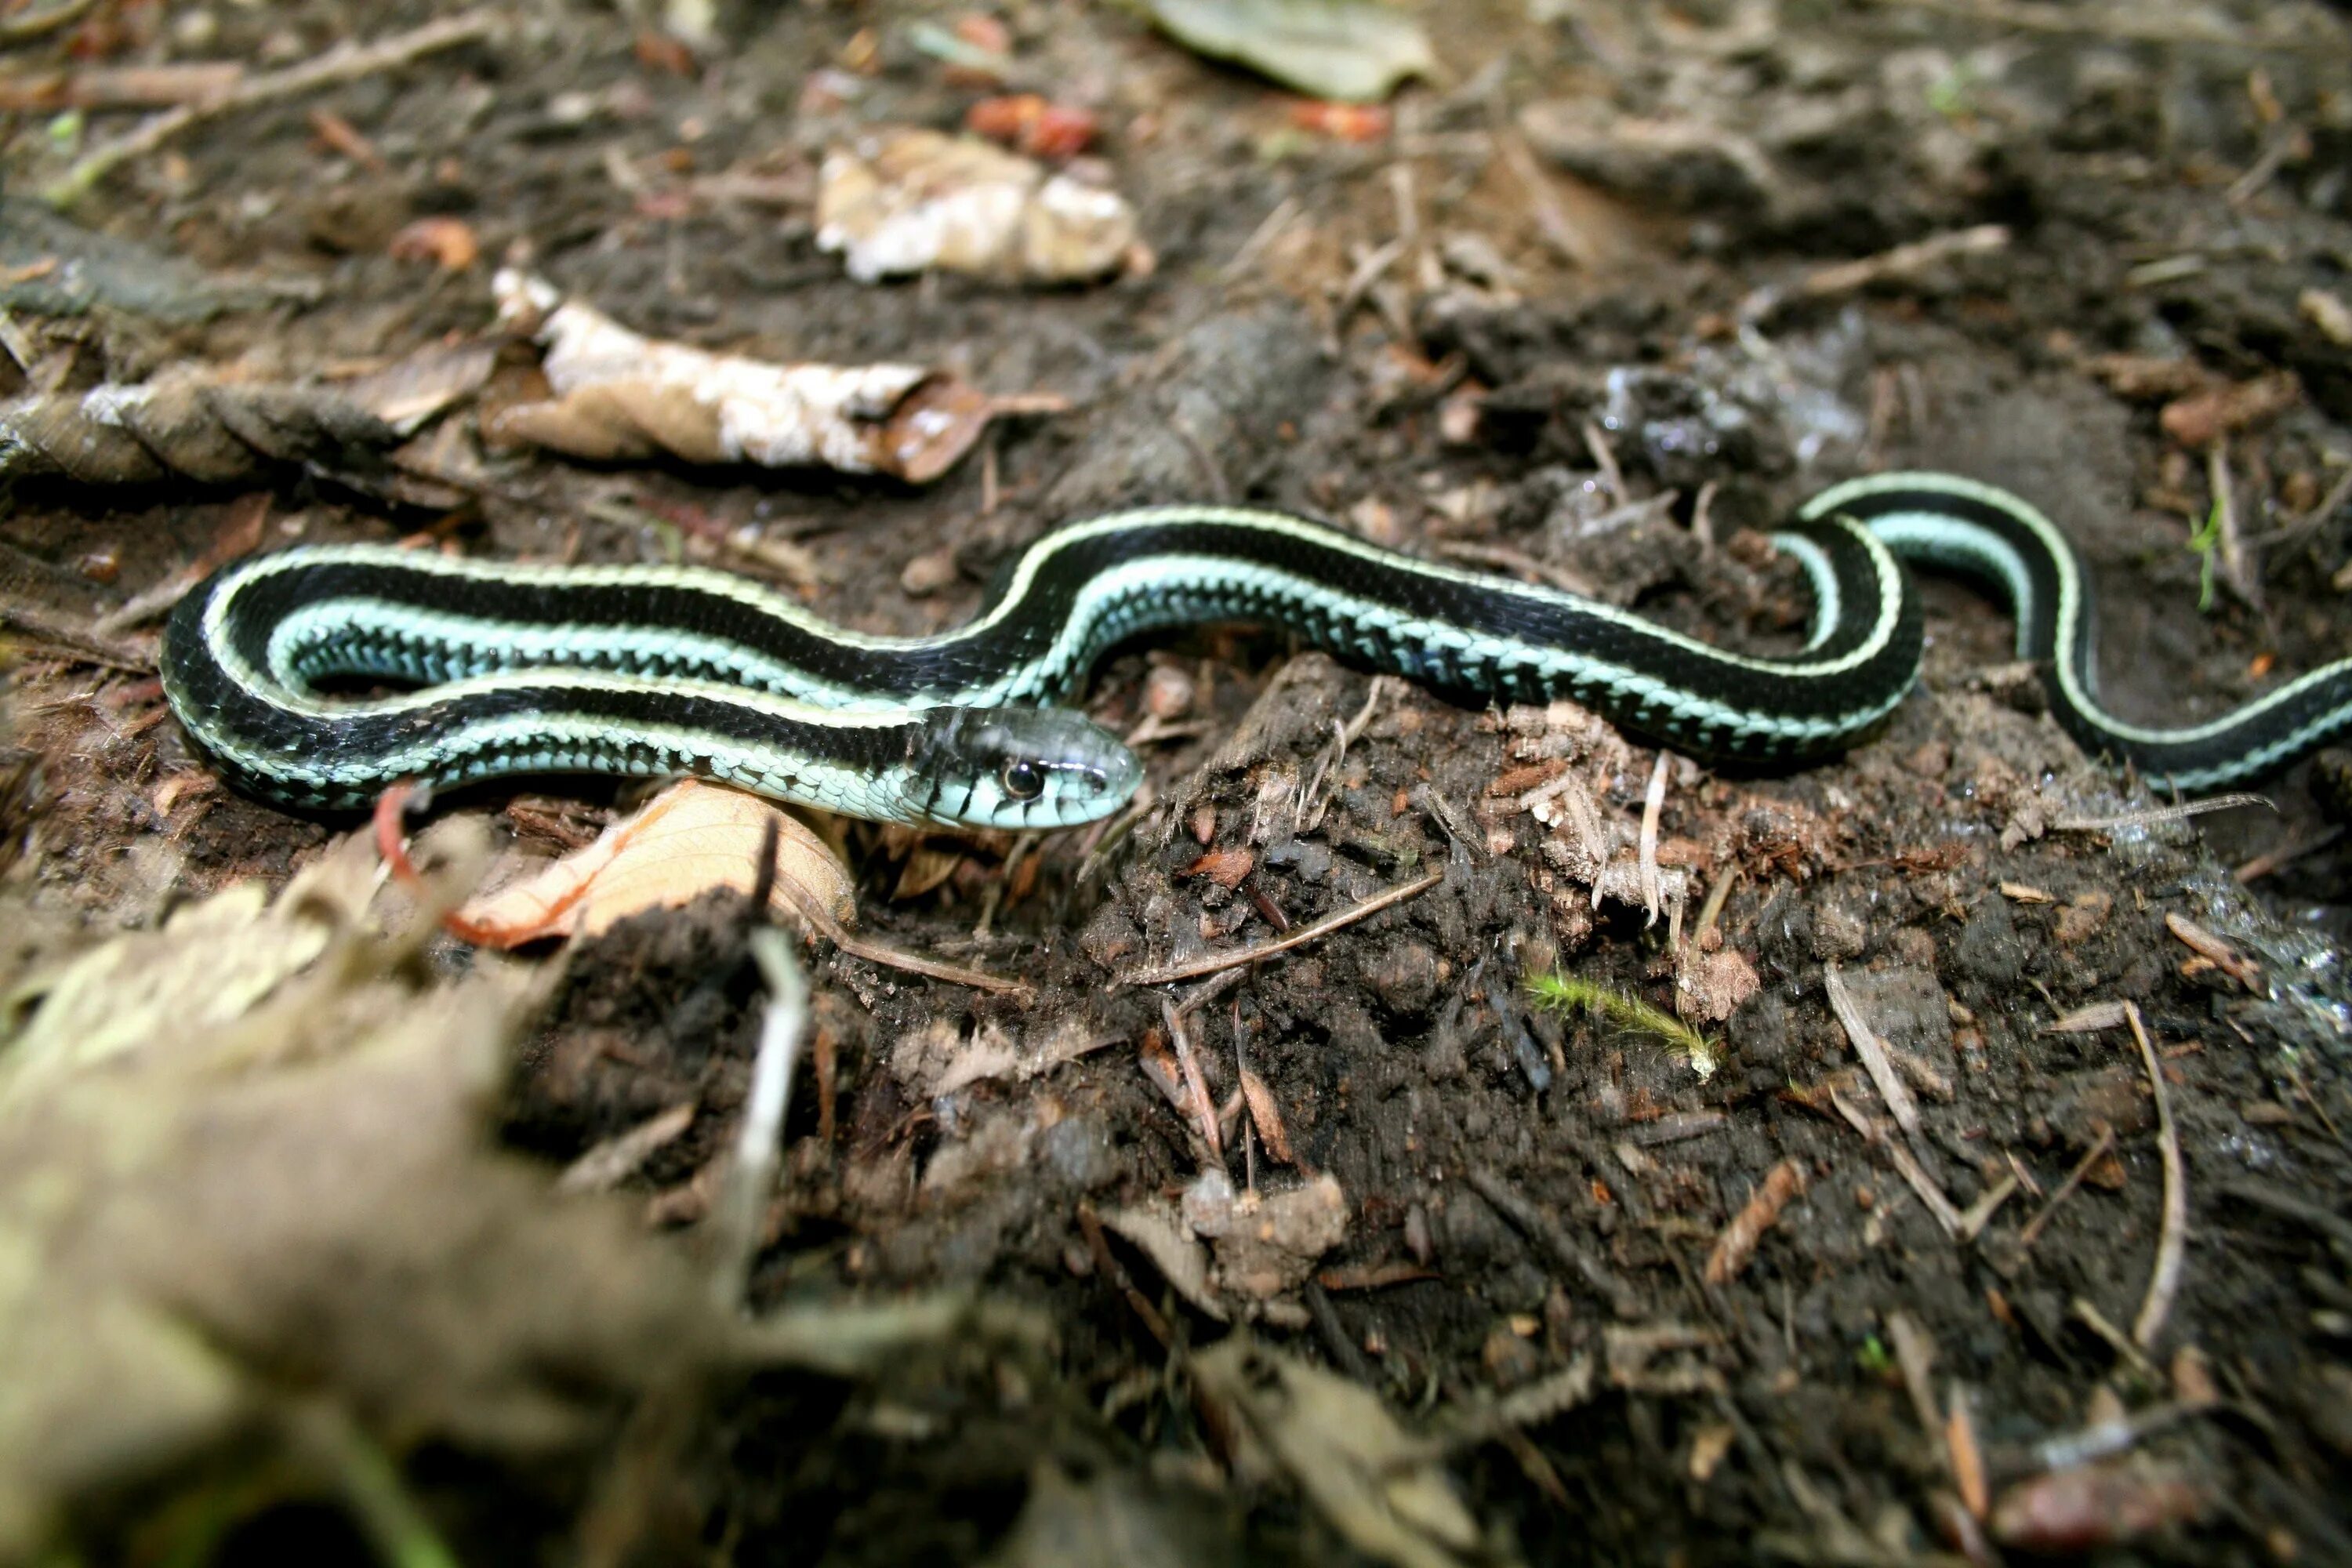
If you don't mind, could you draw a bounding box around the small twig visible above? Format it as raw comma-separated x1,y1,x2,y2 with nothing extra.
1415,783,1487,865
2164,911,2259,989
1824,963,1923,1138
1333,236,1406,336
0,0,96,45
1221,195,1300,281
2069,1296,2161,1382
1738,224,2009,327
2234,824,2344,884
2018,1125,2115,1250
2207,443,2263,610
713,926,806,1308
771,875,1030,998
2225,123,2306,206
1828,1087,1964,1238
44,11,499,207
1638,750,1671,927
1849,0,2348,54
1884,1312,1944,1460
1114,869,1443,987
2052,793,2272,832
1581,419,1625,503
1160,994,1225,1164
2125,1002,2187,1350
1430,540,1598,596
0,603,154,671
1488,125,1594,269
1693,862,1738,942
1954,1174,2017,1243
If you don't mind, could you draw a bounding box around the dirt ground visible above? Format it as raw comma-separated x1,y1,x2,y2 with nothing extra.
3,1,2351,1563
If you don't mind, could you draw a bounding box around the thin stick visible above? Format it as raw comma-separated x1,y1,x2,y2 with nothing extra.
772,875,1029,998
1114,869,1443,987
1638,750,1671,927
1824,963,1923,1138
45,12,499,206
713,927,806,1308
2207,444,2262,610
1740,224,2009,325
0,603,154,671
2126,1002,2187,1350
2052,793,2272,832
1160,995,1225,1163
1850,0,2347,53
0,0,95,45
2234,824,2344,884
1829,1088,1963,1237
2018,1125,2114,1250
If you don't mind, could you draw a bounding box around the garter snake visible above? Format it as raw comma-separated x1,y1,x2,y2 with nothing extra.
162,472,2352,829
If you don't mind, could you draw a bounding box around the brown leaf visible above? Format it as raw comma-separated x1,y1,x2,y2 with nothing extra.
487,272,1028,481
1185,849,1256,888
1239,1068,1295,1163
2159,372,2299,448
452,779,855,947
1703,1160,1803,1284
387,216,479,270
1991,1463,2205,1553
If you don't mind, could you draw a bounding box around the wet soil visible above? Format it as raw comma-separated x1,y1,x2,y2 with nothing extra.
4,1,2351,1563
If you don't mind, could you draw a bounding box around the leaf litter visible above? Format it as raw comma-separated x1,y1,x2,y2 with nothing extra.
0,821,1054,1562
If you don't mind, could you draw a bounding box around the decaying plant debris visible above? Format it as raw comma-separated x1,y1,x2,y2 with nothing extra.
2,0,2350,1564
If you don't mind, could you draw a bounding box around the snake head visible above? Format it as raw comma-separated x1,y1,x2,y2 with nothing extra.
906,706,1142,830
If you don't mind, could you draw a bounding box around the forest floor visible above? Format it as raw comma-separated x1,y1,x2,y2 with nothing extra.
2,1,2350,1563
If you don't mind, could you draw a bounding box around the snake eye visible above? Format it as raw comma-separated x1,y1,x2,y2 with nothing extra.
1000,758,1045,800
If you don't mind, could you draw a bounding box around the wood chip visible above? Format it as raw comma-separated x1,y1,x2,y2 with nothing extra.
2162,913,2259,988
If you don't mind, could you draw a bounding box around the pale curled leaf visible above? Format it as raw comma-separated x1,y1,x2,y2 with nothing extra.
0,830,381,1107
488,270,1020,481
454,779,855,948
0,861,736,1562
1127,0,1436,103
1192,1338,1483,1568
815,129,1141,284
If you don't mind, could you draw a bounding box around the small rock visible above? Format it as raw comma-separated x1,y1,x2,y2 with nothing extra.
2055,891,2113,946
1811,898,1869,961
899,546,960,595
1359,938,1442,1018
1144,662,1195,719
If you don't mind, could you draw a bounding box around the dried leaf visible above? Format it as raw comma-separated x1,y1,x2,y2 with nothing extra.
815,129,1141,283
452,779,856,948
1099,1199,1227,1320
2158,372,2299,449
1991,1463,2206,1552
486,271,1007,481
387,216,480,270
0,851,732,1563
1703,1160,1803,1285
1,831,379,1106
1185,1169,1347,1299
1239,1067,1295,1163
1126,0,1436,103
1184,848,1255,887
1192,1338,1482,1568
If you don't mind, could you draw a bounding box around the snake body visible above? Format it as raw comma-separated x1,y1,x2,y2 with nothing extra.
162,472,2352,829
